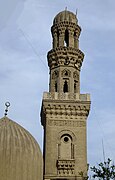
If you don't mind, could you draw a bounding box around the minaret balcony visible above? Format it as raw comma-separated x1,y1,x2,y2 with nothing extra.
47,47,84,69
57,159,75,176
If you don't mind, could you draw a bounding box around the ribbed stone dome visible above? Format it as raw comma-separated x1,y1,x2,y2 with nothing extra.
0,116,43,180
53,10,78,25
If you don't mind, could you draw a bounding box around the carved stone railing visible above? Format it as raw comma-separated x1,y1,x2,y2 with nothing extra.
57,159,75,176
43,92,90,101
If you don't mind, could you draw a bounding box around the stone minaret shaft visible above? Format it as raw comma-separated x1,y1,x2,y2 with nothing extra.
41,10,91,180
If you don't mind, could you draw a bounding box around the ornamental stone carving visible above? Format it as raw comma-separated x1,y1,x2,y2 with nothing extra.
52,70,59,79
48,120,86,127
57,160,75,176
73,71,79,80
61,69,71,77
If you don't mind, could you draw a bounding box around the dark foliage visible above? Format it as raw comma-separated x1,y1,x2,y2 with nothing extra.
91,158,115,180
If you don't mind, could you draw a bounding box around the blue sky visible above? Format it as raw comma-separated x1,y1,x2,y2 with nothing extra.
0,0,115,169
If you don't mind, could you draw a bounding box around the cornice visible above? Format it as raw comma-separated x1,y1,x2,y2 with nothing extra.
51,21,81,33
42,101,90,117
48,47,84,57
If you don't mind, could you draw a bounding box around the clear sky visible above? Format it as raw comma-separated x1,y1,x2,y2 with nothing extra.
0,0,115,169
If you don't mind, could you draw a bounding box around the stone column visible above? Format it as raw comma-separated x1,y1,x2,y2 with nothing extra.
69,31,74,47
74,34,79,49
59,31,64,47
53,32,57,49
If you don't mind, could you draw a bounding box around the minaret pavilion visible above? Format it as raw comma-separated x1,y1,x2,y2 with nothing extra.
41,10,91,180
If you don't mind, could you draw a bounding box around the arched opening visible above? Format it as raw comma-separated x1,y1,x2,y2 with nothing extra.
57,30,59,47
63,80,68,93
74,80,77,93
64,29,69,47
55,82,57,92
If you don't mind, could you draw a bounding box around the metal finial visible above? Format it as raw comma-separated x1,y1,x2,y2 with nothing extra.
4,102,10,116
65,7,67,20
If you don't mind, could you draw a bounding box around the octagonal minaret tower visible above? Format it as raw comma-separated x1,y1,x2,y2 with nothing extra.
48,10,83,94
41,10,91,180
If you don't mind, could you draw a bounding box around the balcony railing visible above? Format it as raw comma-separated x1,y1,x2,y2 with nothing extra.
57,159,75,176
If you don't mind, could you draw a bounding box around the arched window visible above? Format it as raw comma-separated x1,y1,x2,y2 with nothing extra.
63,80,68,93
55,82,57,92
60,134,72,159
57,130,76,160
64,29,69,47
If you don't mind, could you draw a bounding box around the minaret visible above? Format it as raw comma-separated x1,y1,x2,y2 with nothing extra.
41,10,91,180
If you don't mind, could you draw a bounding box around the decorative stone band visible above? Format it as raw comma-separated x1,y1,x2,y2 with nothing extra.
51,22,81,37
48,120,86,127
46,111,89,117
57,159,75,176
52,21,80,30
48,47,84,56
43,92,90,101
47,47,84,69
42,103,90,119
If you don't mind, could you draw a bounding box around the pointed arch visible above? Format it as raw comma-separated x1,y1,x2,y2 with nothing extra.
52,70,59,79
55,82,58,92
64,29,69,47
62,69,71,77
63,80,68,93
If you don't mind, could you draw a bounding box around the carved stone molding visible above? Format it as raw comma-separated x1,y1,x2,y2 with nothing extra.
52,70,59,79
51,22,81,37
47,47,84,69
73,71,79,80
43,92,90,101
61,69,71,77
42,101,90,118
48,47,84,59
48,120,86,127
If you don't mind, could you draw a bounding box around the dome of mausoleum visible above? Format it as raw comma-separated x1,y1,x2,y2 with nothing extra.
0,116,43,180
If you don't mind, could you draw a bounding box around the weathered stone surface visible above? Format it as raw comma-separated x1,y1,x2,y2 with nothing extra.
41,9,91,180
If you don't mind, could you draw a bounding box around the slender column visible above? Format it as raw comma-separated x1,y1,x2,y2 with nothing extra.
74,35,78,48
53,32,57,49
69,31,74,47
59,31,64,47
